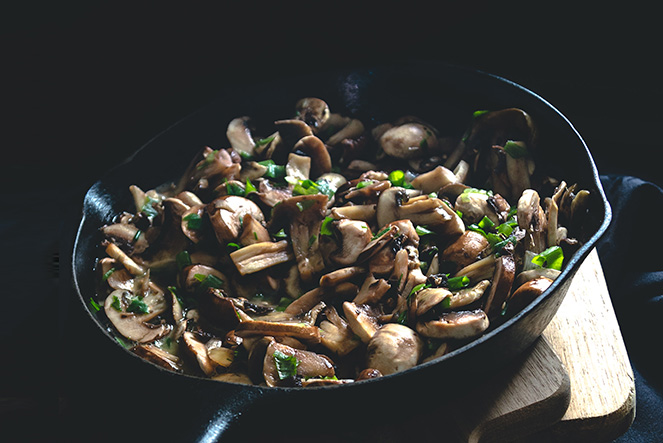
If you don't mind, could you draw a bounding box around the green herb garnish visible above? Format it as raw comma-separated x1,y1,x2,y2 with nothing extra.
245,179,257,194
532,246,564,271
111,295,122,312
102,267,116,281
127,298,150,314
320,216,335,236
415,225,434,236
503,140,528,159
183,212,202,230
273,349,300,380
388,169,405,187
447,275,470,291
89,297,101,312
140,195,160,220
176,250,192,270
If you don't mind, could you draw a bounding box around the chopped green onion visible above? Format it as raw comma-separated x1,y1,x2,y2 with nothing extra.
447,275,470,291
372,226,391,240
115,336,132,349
415,225,434,236
275,297,293,312
141,195,160,220
388,170,405,187
254,135,276,147
409,283,431,299
396,310,408,325
273,228,288,239
176,250,192,270
504,140,528,159
226,181,245,196
477,216,495,231
89,297,101,312
532,246,564,271
295,199,315,212
132,229,142,243
308,234,317,246
102,267,116,281
273,349,300,379
258,160,286,180
473,109,489,118
245,179,258,195
200,274,225,290
111,295,122,312
320,216,335,236
355,180,373,189
183,212,202,230
226,242,241,253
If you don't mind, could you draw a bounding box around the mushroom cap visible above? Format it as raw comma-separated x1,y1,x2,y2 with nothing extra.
226,116,256,158
366,323,423,375
330,219,373,266
104,289,171,343
416,309,489,340
440,230,491,270
295,97,330,132
293,135,332,179
379,123,437,159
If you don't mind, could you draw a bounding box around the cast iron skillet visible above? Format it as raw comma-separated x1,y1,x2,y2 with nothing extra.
68,61,611,442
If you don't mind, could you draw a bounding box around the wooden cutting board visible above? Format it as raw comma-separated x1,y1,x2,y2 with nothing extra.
452,248,636,442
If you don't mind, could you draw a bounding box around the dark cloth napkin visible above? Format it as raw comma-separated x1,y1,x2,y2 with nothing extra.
596,175,663,442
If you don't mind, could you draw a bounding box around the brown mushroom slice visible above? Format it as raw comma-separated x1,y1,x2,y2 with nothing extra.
416,309,489,340
295,97,330,131
330,205,377,224
208,195,265,244
354,274,391,305
411,165,458,194
133,344,182,372
181,264,228,294
226,116,257,159
235,320,321,344
104,242,146,277
101,222,149,255
273,119,313,156
99,258,133,291
414,287,452,316
454,191,502,225
239,214,271,246
342,301,380,344
326,118,365,146
319,266,366,287
293,135,331,179
422,341,450,364
379,123,436,159
270,194,328,281
301,378,353,387
284,287,325,316
507,277,554,315
182,331,217,377
319,306,361,356
263,342,335,387
448,280,491,309
515,268,561,288
197,288,242,330
482,254,516,319
206,338,235,369
366,323,424,375
229,240,294,276
329,219,373,266
104,290,172,343
211,372,253,385
440,230,491,270
180,204,206,244
454,254,497,281
285,152,311,181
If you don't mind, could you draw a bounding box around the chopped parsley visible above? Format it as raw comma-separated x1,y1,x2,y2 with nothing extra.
127,298,150,314
183,212,202,230
273,349,300,380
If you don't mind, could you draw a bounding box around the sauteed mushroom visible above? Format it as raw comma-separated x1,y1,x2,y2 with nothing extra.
92,97,592,386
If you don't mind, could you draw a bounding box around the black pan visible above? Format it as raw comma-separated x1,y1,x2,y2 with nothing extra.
65,61,611,442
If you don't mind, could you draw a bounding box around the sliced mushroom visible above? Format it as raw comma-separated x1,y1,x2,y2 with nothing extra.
239,213,271,246
235,320,321,344
482,254,516,319
413,287,452,317
270,194,329,281
207,195,265,244
133,344,182,372
182,331,216,376
366,323,423,375
440,230,491,270
515,268,561,288
284,287,325,316
98,257,133,291
319,305,361,356
101,222,149,255
197,288,242,330
342,301,380,344
206,338,235,369
293,135,331,179
329,219,373,266
507,277,554,315
104,289,171,343
229,240,295,275
180,264,229,294
319,266,366,287
416,309,489,340
285,152,311,181
411,165,458,194
330,204,377,224
454,254,497,281
354,274,392,305
326,118,365,146
226,116,257,159
263,341,335,387
454,190,506,225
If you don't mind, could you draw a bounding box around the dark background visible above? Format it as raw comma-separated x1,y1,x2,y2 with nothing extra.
1,1,661,441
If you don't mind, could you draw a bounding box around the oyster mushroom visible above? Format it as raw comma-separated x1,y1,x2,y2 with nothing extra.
207,195,265,244
416,309,489,340
235,320,321,344
133,344,182,372
366,323,423,375
104,289,171,343
270,194,329,281
354,274,391,305
342,301,380,343
182,331,218,376
379,122,437,159
295,97,330,131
